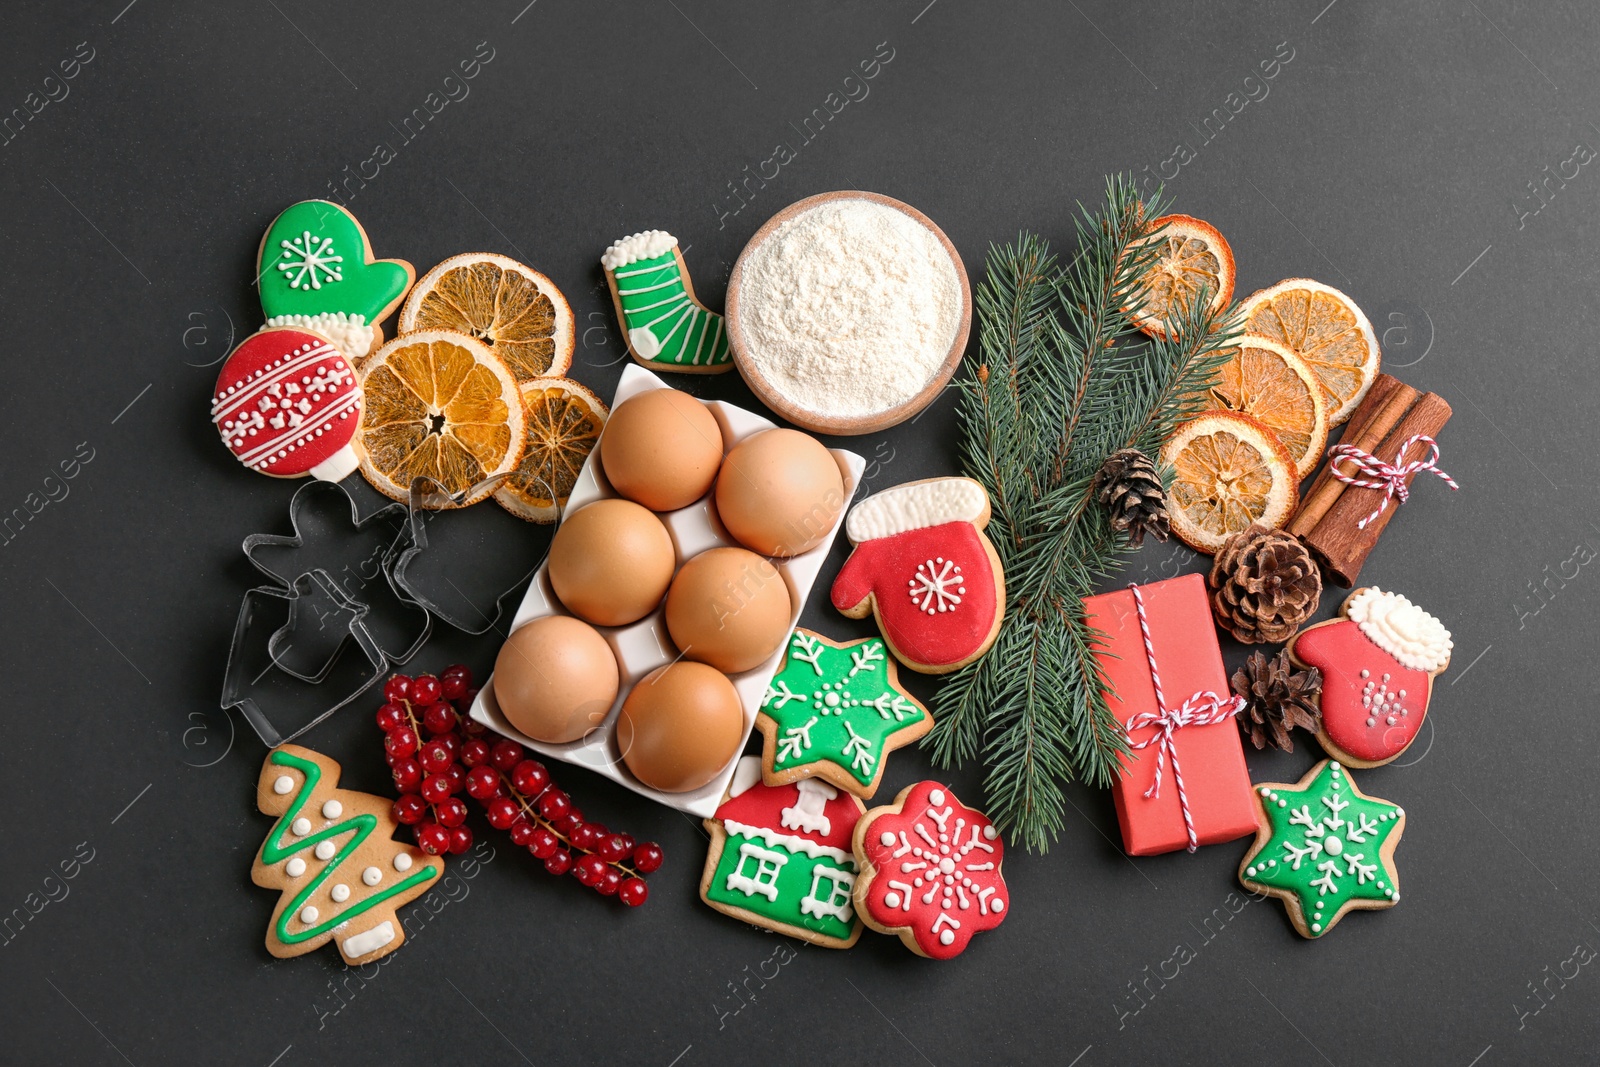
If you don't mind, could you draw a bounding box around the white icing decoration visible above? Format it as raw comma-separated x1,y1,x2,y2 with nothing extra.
315,840,337,860
847,478,988,543
285,858,307,877
1345,587,1452,672
799,865,857,922
331,883,350,903
300,905,319,924
393,854,413,872
291,818,312,836
273,775,295,794
262,313,376,359
362,866,382,886
780,778,837,835
341,921,396,958
322,799,343,819
277,230,344,289
909,556,965,614
928,788,946,806
601,229,678,271
722,820,854,864
726,841,788,901
728,756,763,800
880,831,897,847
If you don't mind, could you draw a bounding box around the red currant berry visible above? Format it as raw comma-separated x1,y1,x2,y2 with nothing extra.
571,854,605,886
441,665,472,701
529,827,559,859
391,758,423,793
544,848,573,876
485,796,519,830
618,877,649,907
557,812,585,837
383,675,412,703
509,816,535,847
490,740,523,772
375,701,407,732
422,702,457,735
410,674,443,705
596,867,624,896
444,763,466,793
459,737,492,767
419,739,454,775
436,732,460,757
570,822,599,851
415,822,449,855
420,774,452,804
616,832,636,855
436,796,469,828
465,765,500,800
393,793,428,825
510,760,548,796
448,825,474,854
384,726,420,759
597,834,630,863
632,842,665,874
538,789,570,821
461,717,488,738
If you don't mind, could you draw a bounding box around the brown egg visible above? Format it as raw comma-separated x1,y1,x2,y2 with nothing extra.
547,498,675,626
715,428,844,556
617,661,744,792
665,546,792,674
600,389,724,511
493,615,619,744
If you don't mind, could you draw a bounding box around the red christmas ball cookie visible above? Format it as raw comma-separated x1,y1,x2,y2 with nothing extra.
212,327,362,480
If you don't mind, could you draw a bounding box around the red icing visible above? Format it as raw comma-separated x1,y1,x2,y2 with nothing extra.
831,521,999,669
1082,574,1257,856
213,329,361,478
715,778,861,855
857,782,1008,959
1291,619,1432,764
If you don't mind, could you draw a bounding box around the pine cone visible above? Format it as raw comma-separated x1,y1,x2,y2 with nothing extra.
1232,649,1322,752
1208,525,1322,643
1094,448,1169,546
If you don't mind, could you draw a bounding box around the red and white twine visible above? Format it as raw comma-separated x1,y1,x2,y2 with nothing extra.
1123,583,1245,853
1327,433,1458,530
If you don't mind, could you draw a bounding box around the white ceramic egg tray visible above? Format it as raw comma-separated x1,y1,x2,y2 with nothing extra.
470,364,865,818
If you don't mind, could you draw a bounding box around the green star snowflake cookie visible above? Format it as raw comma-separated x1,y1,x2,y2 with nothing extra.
756,629,932,799
1239,759,1405,939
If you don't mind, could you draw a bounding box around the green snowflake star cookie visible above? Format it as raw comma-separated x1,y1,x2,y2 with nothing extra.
756,629,932,799
1239,759,1405,938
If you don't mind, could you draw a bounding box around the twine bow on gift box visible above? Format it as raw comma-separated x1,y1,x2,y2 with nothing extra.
1327,433,1459,530
1123,584,1246,852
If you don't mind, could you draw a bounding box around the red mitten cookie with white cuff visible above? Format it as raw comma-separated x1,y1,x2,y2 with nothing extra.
830,477,1005,675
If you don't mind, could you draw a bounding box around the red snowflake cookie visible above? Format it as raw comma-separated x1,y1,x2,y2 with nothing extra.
212,327,362,481
851,781,1008,959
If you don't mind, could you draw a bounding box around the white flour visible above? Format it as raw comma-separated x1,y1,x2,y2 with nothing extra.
737,198,961,419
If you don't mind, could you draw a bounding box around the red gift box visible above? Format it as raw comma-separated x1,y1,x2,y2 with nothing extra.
1082,573,1256,856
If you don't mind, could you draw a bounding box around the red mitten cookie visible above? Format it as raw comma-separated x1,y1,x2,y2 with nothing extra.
830,477,1005,674
852,781,1008,959
1287,587,1452,768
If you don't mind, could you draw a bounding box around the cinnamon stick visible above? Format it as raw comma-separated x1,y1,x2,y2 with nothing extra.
1302,391,1453,586
1288,375,1418,537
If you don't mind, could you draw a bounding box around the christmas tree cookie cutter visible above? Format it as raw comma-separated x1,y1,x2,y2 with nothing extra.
469,364,865,819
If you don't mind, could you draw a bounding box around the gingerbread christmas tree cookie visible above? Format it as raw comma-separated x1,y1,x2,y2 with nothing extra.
1239,759,1404,939
251,745,442,964
757,629,932,799
700,757,864,949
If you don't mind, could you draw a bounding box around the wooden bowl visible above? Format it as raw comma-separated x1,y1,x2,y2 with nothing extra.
725,191,972,437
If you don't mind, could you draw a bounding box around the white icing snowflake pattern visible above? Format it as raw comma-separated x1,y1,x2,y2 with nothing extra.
908,557,965,615
1360,668,1409,729
1252,781,1398,901
278,230,344,290
879,788,1003,947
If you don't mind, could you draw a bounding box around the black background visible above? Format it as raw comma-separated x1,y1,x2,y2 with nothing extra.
2,0,1594,1063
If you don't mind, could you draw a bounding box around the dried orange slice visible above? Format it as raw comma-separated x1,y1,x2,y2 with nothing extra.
1205,335,1328,479
1160,411,1299,553
1237,279,1379,427
356,330,524,507
399,253,574,381
1125,214,1235,339
493,377,608,523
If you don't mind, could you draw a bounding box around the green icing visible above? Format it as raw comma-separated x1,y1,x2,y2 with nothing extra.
263,749,437,946
760,631,927,786
1242,760,1403,937
608,249,731,367
706,829,857,941
259,200,411,323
